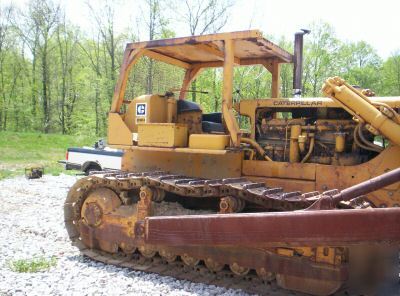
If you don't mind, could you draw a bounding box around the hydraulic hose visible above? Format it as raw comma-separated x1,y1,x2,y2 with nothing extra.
353,124,383,153
241,138,272,161
301,136,315,163
357,124,384,152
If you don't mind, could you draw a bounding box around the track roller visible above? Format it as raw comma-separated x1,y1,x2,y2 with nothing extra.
159,249,177,263
229,262,250,276
120,243,137,254
204,258,224,272
219,196,245,213
181,254,200,267
139,246,157,258
256,267,275,281
139,186,165,203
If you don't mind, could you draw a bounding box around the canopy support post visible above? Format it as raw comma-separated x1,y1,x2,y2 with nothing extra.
222,39,241,147
179,66,203,100
271,60,281,98
110,48,143,112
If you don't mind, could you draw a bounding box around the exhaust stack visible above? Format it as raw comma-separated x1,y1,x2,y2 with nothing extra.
293,29,310,97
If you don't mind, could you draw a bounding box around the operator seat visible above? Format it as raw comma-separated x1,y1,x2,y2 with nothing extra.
202,113,225,133
177,100,225,133
177,99,202,113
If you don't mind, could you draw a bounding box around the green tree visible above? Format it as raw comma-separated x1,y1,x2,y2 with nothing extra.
338,41,382,91
381,52,400,96
0,4,14,130
303,22,340,97
55,14,81,134
20,0,60,133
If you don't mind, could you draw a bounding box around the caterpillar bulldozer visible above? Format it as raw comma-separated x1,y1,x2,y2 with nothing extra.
64,30,400,295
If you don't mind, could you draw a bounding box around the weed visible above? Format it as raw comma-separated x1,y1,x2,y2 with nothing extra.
0,169,15,180
8,256,57,273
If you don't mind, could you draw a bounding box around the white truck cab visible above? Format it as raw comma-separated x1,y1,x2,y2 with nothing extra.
60,145,123,175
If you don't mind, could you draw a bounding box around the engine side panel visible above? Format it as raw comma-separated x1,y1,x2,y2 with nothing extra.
242,145,400,207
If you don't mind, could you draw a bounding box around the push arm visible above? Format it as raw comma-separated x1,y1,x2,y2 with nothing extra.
322,77,400,146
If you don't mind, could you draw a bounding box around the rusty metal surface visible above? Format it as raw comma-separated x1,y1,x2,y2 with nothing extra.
307,167,400,210
144,208,400,247
121,148,243,180
65,173,349,296
241,145,400,208
333,167,400,204
125,30,293,63
156,245,347,281
110,30,292,113
293,30,310,96
86,169,317,211
64,170,400,295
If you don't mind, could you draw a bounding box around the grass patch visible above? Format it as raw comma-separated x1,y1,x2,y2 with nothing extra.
0,169,14,179
8,256,57,273
0,131,98,179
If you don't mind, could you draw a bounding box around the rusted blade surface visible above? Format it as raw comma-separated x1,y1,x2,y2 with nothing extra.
144,208,400,246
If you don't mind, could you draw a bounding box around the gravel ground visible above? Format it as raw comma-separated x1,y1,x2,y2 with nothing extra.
0,175,249,296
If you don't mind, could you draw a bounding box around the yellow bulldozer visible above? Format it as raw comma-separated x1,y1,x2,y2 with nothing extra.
64,30,400,295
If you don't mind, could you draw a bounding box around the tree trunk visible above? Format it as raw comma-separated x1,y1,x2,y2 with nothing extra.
42,41,50,133
147,59,154,93
0,69,5,130
95,85,100,135
31,48,37,118
191,79,197,102
212,70,218,112
110,31,115,82
60,78,66,134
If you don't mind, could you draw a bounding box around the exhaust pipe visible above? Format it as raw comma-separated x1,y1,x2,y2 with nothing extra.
293,29,310,97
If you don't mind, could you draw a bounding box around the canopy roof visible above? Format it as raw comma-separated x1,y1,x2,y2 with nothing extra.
111,30,291,118
127,30,293,69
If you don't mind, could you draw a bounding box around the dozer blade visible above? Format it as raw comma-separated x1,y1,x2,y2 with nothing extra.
141,207,400,247
140,167,400,247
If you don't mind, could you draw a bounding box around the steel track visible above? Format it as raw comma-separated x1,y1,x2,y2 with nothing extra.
64,171,351,296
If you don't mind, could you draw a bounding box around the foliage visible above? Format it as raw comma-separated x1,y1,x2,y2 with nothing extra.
381,52,400,96
302,22,340,97
8,256,57,273
0,1,399,139
338,41,382,91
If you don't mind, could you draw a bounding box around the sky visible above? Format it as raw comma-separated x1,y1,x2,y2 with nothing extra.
228,0,400,58
9,0,400,58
